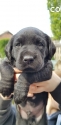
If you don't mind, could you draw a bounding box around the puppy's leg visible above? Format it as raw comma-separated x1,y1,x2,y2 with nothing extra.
0,61,14,96
14,73,29,104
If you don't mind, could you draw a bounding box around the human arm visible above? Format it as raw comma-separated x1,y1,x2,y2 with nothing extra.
46,93,59,115
0,94,16,125
28,71,61,104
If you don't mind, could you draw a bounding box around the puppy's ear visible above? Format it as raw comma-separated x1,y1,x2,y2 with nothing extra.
45,34,56,60
5,37,14,61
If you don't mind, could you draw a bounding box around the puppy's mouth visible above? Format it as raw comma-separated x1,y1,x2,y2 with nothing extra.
16,64,37,72
16,62,44,73
23,67,36,72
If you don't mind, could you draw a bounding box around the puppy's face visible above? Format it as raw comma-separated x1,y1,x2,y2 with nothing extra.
5,27,56,72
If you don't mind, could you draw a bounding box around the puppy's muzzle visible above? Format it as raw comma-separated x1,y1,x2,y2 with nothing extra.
23,55,36,64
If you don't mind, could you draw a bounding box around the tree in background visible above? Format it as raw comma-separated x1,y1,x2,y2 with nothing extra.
47,0,61,40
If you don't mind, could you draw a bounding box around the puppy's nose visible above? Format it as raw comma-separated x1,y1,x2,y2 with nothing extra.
23,55,34,63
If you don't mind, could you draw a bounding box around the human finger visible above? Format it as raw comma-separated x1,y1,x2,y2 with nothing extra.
14,73,20,81
29,84,45,93
14,67,22,73
13,68,22,81
27,92,34,97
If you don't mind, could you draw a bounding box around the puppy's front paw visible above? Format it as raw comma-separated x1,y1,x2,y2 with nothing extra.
0,61,14,96
14,73,29,104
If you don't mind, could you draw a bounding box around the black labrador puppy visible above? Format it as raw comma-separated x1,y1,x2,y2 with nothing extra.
0,27,56,125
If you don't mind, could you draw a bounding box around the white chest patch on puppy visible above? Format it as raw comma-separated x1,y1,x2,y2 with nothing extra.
18,101,44,123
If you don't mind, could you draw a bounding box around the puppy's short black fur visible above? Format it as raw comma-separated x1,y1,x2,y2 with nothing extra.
0,27,56,125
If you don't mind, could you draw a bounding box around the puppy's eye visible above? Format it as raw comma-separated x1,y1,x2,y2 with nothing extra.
36,39,44,47
39,42,45,47
15,42,21,46
15,39,23,46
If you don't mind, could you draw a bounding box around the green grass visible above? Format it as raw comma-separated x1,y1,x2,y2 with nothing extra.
0,39,9,57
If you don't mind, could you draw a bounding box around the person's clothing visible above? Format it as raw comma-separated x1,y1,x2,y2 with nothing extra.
0,97,16,125
51,81,61,106
47,111,61,125
0,82,61,125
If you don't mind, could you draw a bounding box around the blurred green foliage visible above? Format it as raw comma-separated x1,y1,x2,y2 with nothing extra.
0,39,9,57
47,0,61,40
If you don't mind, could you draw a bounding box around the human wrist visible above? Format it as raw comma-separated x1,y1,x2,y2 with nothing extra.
48,71,61,92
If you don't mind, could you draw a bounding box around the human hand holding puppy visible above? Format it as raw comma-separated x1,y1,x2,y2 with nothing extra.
29,71,61,93
14,68,61,96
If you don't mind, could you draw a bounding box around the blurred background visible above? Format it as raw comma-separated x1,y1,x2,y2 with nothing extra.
0,0,61,75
